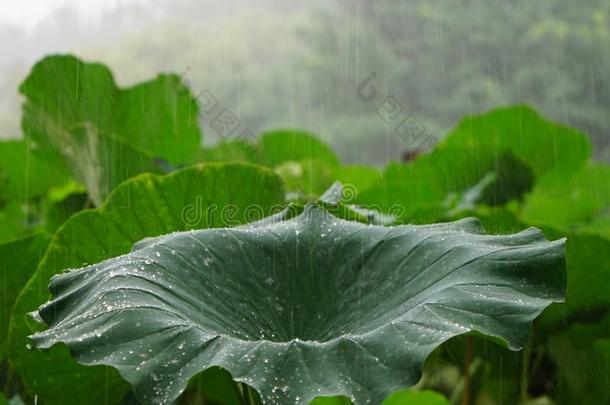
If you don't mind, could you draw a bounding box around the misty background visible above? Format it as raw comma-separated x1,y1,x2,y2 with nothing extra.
1,0,609,164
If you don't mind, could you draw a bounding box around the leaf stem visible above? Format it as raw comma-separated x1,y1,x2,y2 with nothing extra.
461,335,474,405
520,344,532,402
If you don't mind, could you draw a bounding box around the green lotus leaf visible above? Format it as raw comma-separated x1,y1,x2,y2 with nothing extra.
31,202,565,404
19,54,201,204
20,54,200,164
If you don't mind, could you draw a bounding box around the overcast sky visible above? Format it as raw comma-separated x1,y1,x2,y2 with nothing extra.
0,0,144,31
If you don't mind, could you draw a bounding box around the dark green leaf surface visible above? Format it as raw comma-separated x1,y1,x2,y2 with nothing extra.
9,163,285,405
32,204,564,404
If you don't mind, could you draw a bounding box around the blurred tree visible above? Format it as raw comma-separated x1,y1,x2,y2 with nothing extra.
0,0,608,164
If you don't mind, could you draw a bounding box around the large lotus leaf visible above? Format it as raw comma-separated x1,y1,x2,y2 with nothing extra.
20,54,200,164
0,232,50,359
31,203,565,405
20,54,201,204
9,162,285,405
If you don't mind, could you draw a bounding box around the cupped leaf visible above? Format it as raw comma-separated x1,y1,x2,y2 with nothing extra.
9,162,285,405
20,54,201,164
31,204,565,404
